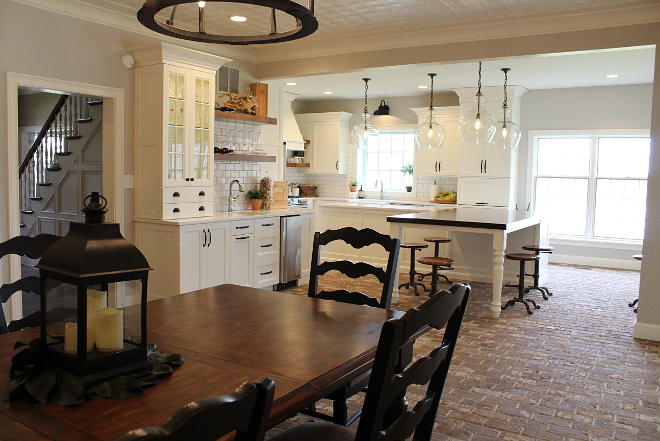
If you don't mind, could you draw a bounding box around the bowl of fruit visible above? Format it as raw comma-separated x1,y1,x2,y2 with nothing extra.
432,191,457,204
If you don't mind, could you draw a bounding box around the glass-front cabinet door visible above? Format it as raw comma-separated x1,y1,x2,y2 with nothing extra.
163,66,214,187
192,75,212,184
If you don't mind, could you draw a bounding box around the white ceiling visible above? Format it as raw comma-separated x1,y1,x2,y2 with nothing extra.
265,46,656,100
38,0,657,100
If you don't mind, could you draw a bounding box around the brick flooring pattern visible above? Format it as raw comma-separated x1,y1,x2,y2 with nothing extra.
267,264,660,441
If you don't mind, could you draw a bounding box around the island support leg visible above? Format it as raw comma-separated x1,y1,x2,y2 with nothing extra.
492,231,507,317
389,224,403,304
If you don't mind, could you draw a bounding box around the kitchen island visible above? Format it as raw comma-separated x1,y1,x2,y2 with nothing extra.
388,207,545,317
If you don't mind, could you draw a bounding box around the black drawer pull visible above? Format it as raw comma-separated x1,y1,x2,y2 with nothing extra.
199,206,205,211
236,236,249,240
190,178,195,181
261,223,274,227
261,244,273,248
260,271,273,275
173,192,180,197
475,202,488,205
173,208,180,213
199,191,205,196
185,178,190,181
235,225,250,229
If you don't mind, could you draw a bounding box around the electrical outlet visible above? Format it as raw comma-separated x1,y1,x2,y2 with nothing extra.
124,175,135,188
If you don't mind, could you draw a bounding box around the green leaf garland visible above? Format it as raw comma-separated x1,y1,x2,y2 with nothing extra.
2,338,183,407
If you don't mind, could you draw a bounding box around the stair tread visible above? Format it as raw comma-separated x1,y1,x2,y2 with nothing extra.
87,100,103,106
66,135,82,140
28,197,42,201
20,210,34,214
47,167,61,171
56,152,72,156
37,182,52,186
77,118,93,123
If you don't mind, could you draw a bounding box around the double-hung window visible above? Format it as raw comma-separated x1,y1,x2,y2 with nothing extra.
531,130,650,241
358,128,415,192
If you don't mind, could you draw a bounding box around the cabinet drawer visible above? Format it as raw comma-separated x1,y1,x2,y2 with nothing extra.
163,202,212,219
163,187,213,204
255,218,280,236
230,219,255,235
254,262,278,287
255,237,279,263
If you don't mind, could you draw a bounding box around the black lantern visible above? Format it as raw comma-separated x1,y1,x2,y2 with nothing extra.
36,192,152,384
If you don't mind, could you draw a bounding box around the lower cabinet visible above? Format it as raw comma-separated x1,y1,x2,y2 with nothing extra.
229,219,255,287
254,219,280,288
135,220,230,300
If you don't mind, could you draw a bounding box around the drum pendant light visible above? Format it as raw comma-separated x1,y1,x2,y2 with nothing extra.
459,62,496,144
351,78,379,150
415,73,445,149
491,68,521,150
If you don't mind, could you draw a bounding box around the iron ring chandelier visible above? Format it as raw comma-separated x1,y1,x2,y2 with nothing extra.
137,0,318,45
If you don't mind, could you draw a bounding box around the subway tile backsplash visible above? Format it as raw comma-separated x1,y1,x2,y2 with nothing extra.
213,118,457,211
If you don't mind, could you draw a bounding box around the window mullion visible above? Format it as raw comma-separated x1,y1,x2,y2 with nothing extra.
585,136,598,239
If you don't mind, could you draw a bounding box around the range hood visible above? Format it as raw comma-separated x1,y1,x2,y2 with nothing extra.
281,91,305,150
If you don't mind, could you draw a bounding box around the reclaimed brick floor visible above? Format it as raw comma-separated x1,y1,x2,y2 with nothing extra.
267,264,660,441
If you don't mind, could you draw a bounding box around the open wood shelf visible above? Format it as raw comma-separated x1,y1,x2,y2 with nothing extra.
214,110,277,125
214,153,276,162
286,163,310,167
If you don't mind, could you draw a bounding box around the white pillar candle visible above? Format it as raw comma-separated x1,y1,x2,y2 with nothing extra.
64,322,94,354
87,289,107,319
94,308,124,352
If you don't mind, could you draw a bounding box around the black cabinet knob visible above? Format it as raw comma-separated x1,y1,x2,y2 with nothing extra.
173,208,180,213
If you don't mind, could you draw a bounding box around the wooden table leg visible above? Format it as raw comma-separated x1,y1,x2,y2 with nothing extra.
491,230,507,317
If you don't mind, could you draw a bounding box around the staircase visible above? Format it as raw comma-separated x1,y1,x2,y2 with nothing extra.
19,95,103,237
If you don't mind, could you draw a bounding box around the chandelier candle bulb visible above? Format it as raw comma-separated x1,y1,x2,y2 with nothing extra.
94,308,124,352
64,322,94,354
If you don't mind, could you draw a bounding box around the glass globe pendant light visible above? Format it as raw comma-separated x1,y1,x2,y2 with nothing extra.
351,78,379,150
459,62,496,144
491,68,521,150
415,73,445,149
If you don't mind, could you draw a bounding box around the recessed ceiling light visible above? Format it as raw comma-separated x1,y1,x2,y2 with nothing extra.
324,91,332,94
605,74,619,78
286,82,297,86
230,15,247,22
418,85,428,89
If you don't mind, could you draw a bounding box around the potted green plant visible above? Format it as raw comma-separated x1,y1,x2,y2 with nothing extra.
245,189,266,211
400,163,414,192
349,180,359,192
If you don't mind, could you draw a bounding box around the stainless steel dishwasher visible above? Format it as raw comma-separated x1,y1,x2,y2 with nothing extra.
278,214,302,289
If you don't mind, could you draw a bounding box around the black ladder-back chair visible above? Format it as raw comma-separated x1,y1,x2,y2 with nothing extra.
303,227,401,426
112,377,275,441
0,234,63,334
271,283,471,441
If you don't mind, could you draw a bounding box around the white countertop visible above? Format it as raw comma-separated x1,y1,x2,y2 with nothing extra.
135,206,315,225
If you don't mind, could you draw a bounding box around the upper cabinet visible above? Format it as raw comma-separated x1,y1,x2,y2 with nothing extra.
131,43,229,220
411,107,460,176
295,112,353,174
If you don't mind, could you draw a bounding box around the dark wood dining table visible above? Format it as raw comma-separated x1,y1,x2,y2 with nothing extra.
0,284,403,441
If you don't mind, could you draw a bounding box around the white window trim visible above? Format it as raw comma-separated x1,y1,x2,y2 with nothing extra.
526,129,650,243
358,124,417,196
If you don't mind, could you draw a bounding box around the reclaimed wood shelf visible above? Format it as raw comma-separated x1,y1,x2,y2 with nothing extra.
286,163,311,167
214,110,277,125
214,153,276,162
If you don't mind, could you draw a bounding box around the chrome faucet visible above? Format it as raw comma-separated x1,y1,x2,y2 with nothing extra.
228,179,244,212
375,179,385,200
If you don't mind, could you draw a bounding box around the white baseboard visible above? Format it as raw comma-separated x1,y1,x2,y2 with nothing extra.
549,254,641,270
633,321,660,342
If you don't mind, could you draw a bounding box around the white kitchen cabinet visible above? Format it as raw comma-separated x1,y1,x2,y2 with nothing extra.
132,43,229,220
134,220,230,299
459,141,514,177
230,219,254,287
295,112,353,174
254,218,280,288
411,107,460,176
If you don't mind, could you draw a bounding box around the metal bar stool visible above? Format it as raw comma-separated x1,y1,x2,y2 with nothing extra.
521,244,554,300
397,243,429,296
629,254,643,312
417,255,454,297
502,253,541,314
418,237,453,284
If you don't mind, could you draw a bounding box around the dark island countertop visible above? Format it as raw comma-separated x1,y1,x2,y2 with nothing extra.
386,207,541,231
